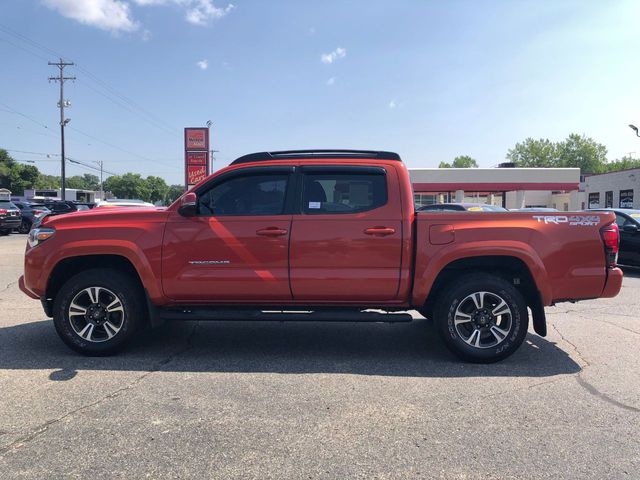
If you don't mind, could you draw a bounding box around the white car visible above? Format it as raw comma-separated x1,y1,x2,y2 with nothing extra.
95,199,155,208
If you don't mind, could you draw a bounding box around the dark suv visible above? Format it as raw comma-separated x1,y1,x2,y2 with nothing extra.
12,201,50,233
0,200,22,235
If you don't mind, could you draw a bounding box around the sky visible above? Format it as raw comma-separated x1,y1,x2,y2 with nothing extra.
1,0,640,185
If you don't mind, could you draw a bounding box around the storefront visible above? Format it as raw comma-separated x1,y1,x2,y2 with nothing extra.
408,167,581,210
583,169,639,210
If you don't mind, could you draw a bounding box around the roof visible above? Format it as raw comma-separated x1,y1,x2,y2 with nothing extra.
230,149,402,165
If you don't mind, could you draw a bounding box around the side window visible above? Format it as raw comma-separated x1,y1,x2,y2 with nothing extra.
301,172,387,214
197,174,288,216
615,214,626,227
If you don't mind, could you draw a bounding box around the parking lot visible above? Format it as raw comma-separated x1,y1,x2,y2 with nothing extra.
0,233,638,479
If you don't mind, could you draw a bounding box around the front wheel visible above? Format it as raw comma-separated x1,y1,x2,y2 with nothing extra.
433,273,529,363
53,268,145,356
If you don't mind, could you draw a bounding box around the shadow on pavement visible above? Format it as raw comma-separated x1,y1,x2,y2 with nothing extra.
0,318,580,378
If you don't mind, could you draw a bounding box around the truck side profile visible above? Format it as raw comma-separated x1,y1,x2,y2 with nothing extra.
19,150,623,362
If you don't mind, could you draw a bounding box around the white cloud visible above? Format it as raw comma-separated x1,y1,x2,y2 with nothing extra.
196,59,208,70
326,77,336,86
141,28,152,40
321,47,346,64
185,1,234,25
388,100,397,109
43,0,139,32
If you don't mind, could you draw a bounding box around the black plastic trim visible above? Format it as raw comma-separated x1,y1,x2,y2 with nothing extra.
231,150,401,165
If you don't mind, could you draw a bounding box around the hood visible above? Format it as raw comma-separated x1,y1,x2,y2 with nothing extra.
40,206,168,228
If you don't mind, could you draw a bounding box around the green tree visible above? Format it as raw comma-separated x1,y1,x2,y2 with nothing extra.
104,173,150,200
165,184,185,205
439,155,479,168
603,155,640,172
145,175,169,204
506,134,608,173
0,149,40,195
65,174,100,190
505,138,558,168
556,133,607,173
35,174,61,189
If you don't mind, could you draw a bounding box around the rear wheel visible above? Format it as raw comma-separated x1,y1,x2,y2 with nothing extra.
433,273,529,363
0,229,10,236
53,268,144,356
18,219,31,234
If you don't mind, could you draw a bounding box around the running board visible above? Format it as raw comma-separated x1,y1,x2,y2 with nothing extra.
158,308,413,323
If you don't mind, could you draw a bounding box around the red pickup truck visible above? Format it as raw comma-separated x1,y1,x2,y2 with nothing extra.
19,150,623,362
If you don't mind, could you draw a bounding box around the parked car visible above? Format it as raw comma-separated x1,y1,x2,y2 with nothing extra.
20,149,622,362
95,199,154,208
73,202,96,211
0,200,22,235
419,202,508,212
12,201,50,233
591,208,640,266
41,200,78,216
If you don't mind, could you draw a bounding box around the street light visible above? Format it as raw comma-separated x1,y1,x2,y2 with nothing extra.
629,124,640,137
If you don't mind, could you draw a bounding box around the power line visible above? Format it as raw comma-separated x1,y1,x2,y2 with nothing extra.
0,23,180,137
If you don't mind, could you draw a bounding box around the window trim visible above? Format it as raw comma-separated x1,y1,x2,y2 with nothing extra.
194,166,295,217
298,165,388,215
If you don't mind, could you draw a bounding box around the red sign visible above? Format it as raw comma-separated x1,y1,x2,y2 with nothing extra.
185,127,211,188
186,151,207,165
185,128,209,150
187,165,207,185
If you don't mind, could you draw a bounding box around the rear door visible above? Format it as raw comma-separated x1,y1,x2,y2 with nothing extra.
162,166,294,302
289,165,403,301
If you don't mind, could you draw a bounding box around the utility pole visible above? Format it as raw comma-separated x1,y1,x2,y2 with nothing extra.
95,160,104,200
48,58,75,201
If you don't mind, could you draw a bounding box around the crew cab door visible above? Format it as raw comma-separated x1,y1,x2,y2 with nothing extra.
289,165,403,301
162,166,294,302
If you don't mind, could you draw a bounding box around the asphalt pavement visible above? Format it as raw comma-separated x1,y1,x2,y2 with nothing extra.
0,233,638,479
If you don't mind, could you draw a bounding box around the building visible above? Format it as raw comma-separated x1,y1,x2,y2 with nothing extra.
21,188,97,202
408,167,581,210
583,168,639,210
0,188,11,201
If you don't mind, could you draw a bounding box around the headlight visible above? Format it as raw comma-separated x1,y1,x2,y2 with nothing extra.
28,228,55,248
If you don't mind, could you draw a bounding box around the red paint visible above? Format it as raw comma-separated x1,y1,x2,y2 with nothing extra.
20,156,622,314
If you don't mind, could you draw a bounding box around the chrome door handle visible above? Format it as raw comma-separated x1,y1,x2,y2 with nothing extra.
364,227,396,236
256,227,288,237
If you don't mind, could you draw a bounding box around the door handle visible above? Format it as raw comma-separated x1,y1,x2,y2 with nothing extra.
256,227,288,237
364,226,396,236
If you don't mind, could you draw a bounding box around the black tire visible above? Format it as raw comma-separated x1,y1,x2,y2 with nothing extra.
433,273,529,363
18,219,31,234
0,229,10,236
53,268,145,356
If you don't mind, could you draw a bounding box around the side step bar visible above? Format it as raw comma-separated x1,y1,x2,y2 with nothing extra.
158,308,414,323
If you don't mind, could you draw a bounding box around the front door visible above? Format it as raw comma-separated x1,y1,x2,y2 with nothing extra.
162,167,294,302
289,165,403,302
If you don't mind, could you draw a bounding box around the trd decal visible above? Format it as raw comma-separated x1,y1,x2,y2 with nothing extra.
188,260,231,265
532,215,600,226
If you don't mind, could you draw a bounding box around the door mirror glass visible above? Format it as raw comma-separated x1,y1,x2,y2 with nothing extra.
178,192,197,217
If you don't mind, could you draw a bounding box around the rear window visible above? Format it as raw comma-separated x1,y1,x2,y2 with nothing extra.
0,201,15,209
301,172,387,214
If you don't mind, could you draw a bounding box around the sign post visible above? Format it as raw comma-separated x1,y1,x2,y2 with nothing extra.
184,127,210,189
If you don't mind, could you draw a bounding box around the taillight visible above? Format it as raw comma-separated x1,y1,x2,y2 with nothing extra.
33,209,43,215
600,223,619,267
0,209,6,215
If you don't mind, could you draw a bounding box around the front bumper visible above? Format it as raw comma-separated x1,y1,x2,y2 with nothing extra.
601,267,624,298
19,275,39,299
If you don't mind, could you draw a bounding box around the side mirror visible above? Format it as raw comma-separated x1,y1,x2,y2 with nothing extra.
178,192,197,217
622,223,639,234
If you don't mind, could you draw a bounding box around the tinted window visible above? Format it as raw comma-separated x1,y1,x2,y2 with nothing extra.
198,174,288,216
302,172,387,214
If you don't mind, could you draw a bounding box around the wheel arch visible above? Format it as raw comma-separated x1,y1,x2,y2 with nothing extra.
46,255,146,316
421,255,547,336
